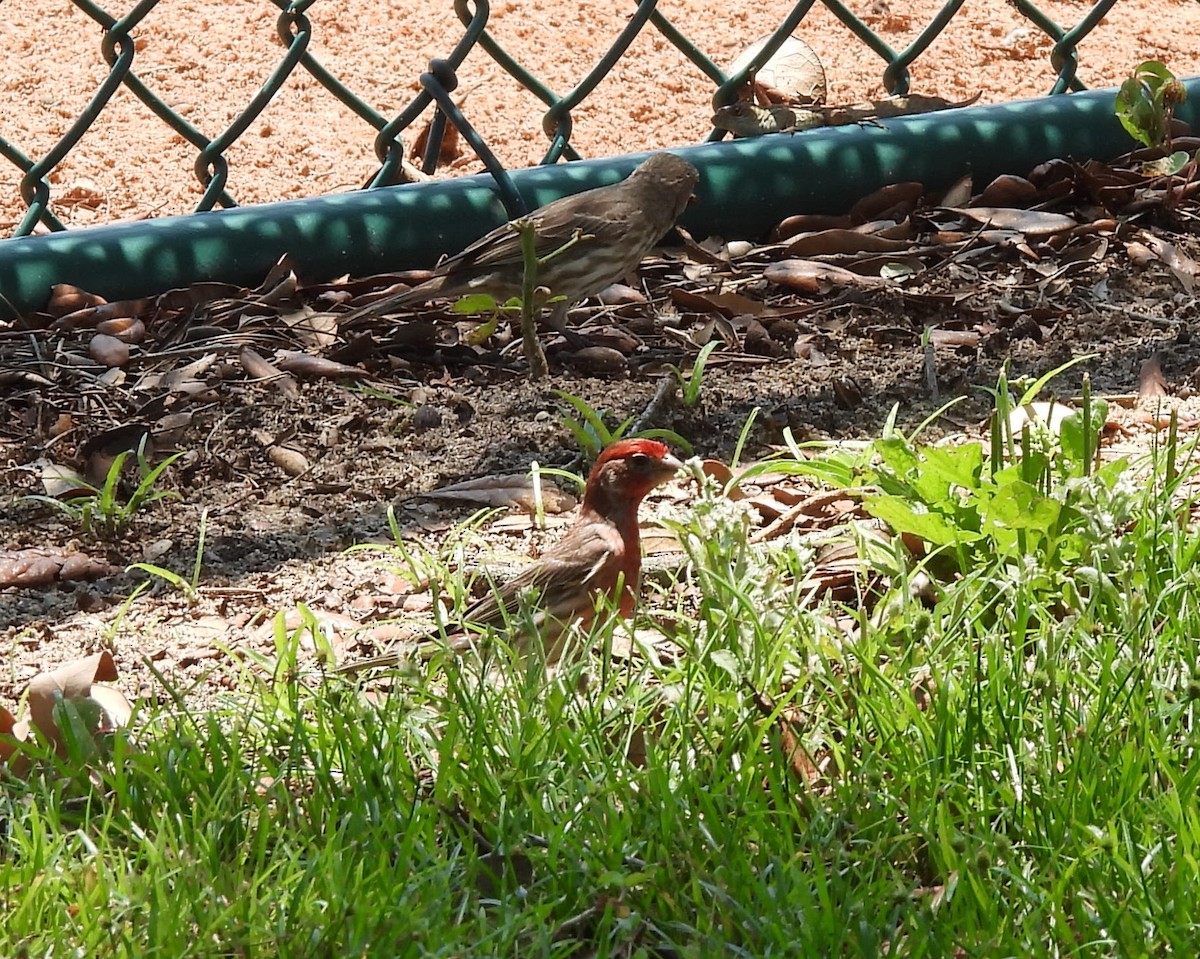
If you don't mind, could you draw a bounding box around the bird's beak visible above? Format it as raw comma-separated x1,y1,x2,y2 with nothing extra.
659,453,686,477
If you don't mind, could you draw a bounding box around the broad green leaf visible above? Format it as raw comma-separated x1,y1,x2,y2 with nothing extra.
864,494,984,548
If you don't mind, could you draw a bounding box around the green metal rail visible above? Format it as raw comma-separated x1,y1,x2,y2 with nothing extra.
2,81,1197,320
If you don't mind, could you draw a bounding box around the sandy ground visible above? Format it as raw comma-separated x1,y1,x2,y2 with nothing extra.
1,0,1197,231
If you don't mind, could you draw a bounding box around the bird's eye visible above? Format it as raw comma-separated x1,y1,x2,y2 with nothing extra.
629,452,651,471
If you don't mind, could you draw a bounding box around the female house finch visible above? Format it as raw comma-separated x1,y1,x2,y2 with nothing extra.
338,438,684,672
341,152,700,329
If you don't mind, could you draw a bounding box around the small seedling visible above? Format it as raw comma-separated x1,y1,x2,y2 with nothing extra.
554,389,634,459
24,437,183,538
126,507,209,605
667,340,718,409
1115,60,1189,174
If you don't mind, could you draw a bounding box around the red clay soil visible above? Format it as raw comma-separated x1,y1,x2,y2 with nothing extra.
2,0,1198,232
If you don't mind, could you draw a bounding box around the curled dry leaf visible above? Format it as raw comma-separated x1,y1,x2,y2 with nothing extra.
274,351,364,380
268,444,310,477
420,474,578,514
44,283,106,317
411,110,463,167
978,174,1039,207
54,299,151,331
727,33,827,104
96,316,146,343
239,346,299,399
38,461,91,498
764,259,893,293
23,651,131,758
1138,353,1169,402
1006,400,1075,439
560,346,628,374
698,458,745,500
89,333,130,368
0,547,115,588
772,212,852,242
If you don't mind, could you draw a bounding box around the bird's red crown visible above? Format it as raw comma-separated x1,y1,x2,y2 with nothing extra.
594,437,672,467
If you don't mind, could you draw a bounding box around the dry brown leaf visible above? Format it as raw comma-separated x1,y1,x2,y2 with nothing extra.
44,283,106,317
728,33,827,104
421,474,578,514
282,308,338,350
560,346,629,374
96,316,146,342
772,212,852,242
156,281,243,312
1138,353,1169,402
1137,232,1198,292
37,461,91,498
827,91,982,125
937,174,974,209
596,283,647,306
0,547,115,588
239,346,300,398
0,705,31,767
977,174,1038,207
850,182,926,222
1007,401,1075,439
748,684,823,788
764,259,892,293
929,328,980,349
52,299,151,331
696,458,746,500
268,445,310,477
783,228,912,258
89,333,130,368
949,206,1077,236
274,351,364,380
26,651,129,757
671,288,773,318
411,110,463,167
750,488,863,542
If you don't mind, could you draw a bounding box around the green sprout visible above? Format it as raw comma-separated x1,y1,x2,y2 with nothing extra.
24,436,183,538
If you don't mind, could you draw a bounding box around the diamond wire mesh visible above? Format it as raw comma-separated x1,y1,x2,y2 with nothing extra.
0,0,1127,239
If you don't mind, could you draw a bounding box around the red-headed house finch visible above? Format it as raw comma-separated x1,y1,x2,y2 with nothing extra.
340,152,700,330
337,438,684,672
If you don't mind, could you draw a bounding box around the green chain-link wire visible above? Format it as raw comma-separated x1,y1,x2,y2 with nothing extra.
2,0,1135,238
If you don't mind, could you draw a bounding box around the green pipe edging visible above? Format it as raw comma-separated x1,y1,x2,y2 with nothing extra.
1,80,1197,320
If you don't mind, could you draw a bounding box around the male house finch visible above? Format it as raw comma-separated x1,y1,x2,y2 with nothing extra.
338,438,684,672
341,152,700,329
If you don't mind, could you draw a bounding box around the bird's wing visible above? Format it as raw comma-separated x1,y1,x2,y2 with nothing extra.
461,524,623,631
441,187,615,274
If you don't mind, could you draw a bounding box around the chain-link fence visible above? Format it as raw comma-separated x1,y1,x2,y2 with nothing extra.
2,0,1193,238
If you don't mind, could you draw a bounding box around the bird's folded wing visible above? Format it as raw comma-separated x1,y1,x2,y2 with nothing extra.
447,199,615,274
461,538,617,630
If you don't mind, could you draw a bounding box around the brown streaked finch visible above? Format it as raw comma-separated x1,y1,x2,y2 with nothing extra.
340,152,700,330
337,438,684,672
